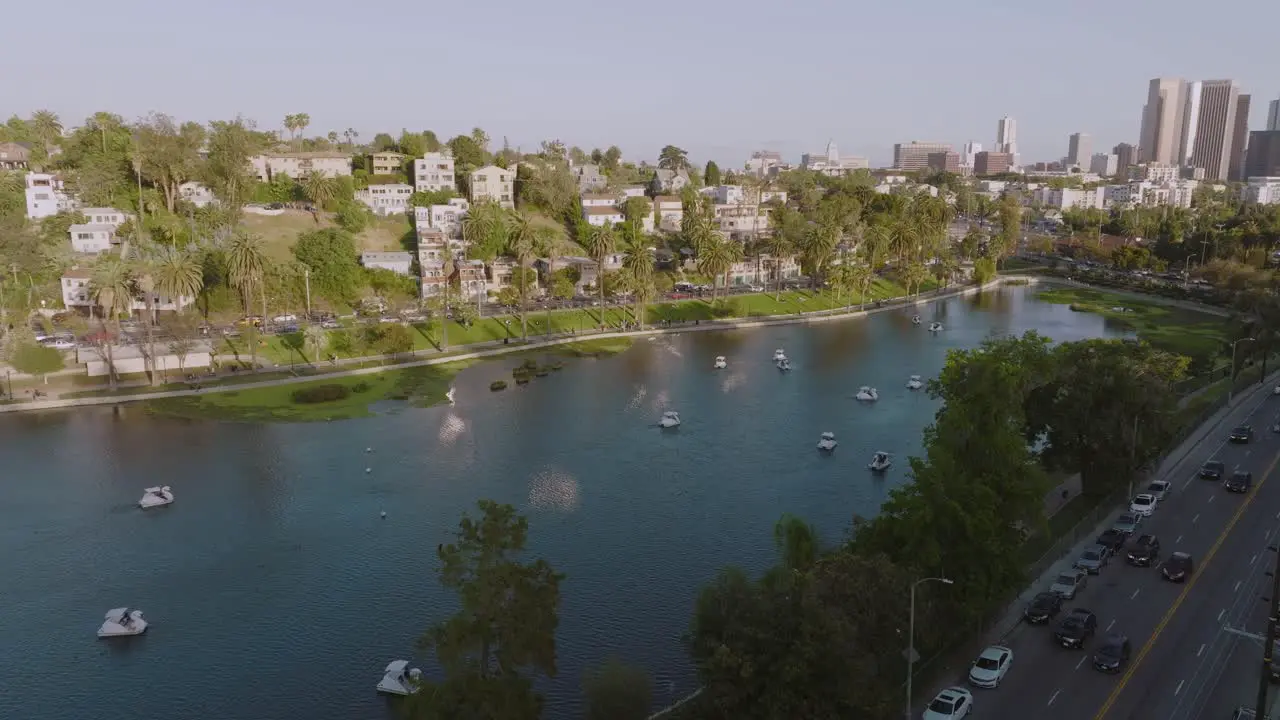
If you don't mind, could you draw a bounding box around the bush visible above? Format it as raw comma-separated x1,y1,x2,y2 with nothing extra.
490,380,508,391
521,358,539,370
291,384,352,404
351,382,371,393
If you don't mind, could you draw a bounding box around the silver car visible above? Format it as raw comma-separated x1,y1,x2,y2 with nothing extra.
1146,480,1172,502
1074,544,1110,575
1050,568,1088,599
1112,513,1142,536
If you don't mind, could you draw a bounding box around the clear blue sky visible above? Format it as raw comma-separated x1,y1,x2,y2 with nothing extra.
4,0,1276,168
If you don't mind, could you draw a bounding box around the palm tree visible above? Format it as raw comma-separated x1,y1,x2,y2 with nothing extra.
695,236,742,303
151,245,204,311
462,201,507,278
303,324,328,363
845,261,874,309
30,109,62,159
283,114,297,141
326,131,338,147
796,224,839,289
761,227,794,301
303,172,336,210
619,231,655,328
581,224,616,325
535,222,575,336
89,260,135,389
347,128,359,149
295,113,311,143
505,211,546,340
434,236,458,350
129,250,164,385
226,232,269,369
903,261,929,297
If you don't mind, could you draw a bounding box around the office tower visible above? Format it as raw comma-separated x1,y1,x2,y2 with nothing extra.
1268,98,1280,131
927,152,961,173
996,116,1017,156
1229,95,1251,181
974,151,1012,175
1089,153,1118,176
962,141,982,166
1245,131,1280,178
1067,133,1092,166
1184,79,1240,180
1139,77,1189,165
1113,143,1138,176
892,141,953,171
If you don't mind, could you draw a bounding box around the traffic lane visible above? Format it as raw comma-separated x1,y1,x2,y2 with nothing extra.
1097,444,1280,720
975,440,1268,718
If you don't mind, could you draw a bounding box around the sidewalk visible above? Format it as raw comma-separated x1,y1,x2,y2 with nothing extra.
915,370,1280,706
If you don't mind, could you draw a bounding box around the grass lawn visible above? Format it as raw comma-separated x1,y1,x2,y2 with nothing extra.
1035,286,1227,358
238,210,413,260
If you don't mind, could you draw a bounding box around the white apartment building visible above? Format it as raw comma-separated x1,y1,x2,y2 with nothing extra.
1032,186,1105,210
1245,177,1280,204
355,183,413,215
619,186,646,199
414,152,456,192
580,192,620,208
745,151,783,178
584,206,624,226
360,251,414,275
1089,154,1119,176
61,268,193,312
1130,163,1180,183
715,204,770,239
654,195,683,231
413,197,470,238
1106,181,1197,208
249,152,353,181
25,173,76,219
713,185,746,205
81,207,128,226
179,181,216,208
68,224,117,254
469,165,515,209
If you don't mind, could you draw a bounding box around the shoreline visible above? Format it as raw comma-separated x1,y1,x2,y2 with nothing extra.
0,274,1211,416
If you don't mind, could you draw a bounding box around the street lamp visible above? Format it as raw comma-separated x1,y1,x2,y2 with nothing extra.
1229,337,1256,404
906,576,954,720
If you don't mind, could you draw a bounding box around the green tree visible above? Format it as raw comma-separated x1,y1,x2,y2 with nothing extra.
462,201,509,273
151,245,204,312
302,171,337,210
88,259,135,389
505,211,552,339
619,228,655,328
205,117,263,215
583,657,652,720
334,201,370,233
695,235,743,302
293,228,361,306
226,231,269,368
704,161,721,187
658,145,689,171
581,224,616,321
9,341,64,379
994,193,1022,267
406,500,563,720
133,113,206,212
374,323,413,357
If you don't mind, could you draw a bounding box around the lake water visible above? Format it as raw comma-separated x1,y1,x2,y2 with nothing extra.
0,285,1128,720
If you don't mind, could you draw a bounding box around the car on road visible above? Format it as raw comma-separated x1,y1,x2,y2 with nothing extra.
41,338,76,350
1024,592,1063,624
1129,493,1158,516
1231,425,1254,443
1201,460,1226,480
1096,529,1127,553
1092,634,1131,673
1112,513,1142,536
923,687,973,720
320,320,341,329
1050,569,1088,599
1162,551,1194,582
1226,471,1254,493
1053,608,1098,648
1145,479,1172,502
1074,544,1110,575
967,645,1013,688
1126,534,1160,566
272,314,298,324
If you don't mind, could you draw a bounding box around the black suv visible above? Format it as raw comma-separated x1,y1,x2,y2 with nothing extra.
1093,634,1131,673
1201,460,1226,480
1231,426,1254,443
1024,591,1064,624
1096,529,1127,553
1163,552,1194,582
1127,534,1160,566
1053,608,1098,648
1226,471,1254,493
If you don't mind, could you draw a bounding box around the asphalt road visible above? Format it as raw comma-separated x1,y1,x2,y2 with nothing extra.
943,386,1280,720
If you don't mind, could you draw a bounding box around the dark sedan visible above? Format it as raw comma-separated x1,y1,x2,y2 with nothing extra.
1162,552,1194,582
1024,592,1063,624
1053,608,1097,648
1093,634,1131,673
1126,534,1160,566
1225,471,1254,493
1230,425,1254,443
1200,460,1226,480
1096,529,1127,553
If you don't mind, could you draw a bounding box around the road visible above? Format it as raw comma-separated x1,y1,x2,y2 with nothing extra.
939,384,1280,720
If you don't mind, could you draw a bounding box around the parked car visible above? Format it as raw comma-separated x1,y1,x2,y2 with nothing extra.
1126,534,1160,566
1145,480,1172,502
41,339,76,350
1053,608,1097,648
1023,592,1063,624
1049,569,1088,599
1096,529,1127,553
967,645,1013,688
1074,545,1110,575
1129,493,1157,517
1112,513,1142,536
923,687,973,720
320,320,342,329
272,314,298,324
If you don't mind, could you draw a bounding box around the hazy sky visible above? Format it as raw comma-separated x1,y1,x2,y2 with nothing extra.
4,0,1277,168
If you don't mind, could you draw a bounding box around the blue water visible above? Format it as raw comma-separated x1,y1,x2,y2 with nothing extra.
0,285,1125,719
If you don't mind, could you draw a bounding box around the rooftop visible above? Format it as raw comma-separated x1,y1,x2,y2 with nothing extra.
584,206,623,216
79,207,123,216
261,151,353,160
69,223,117,232
62,268,92,279
362,251,413,263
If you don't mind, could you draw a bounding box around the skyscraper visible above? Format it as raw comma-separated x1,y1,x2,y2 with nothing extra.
1067,133,1092,167
1245,131,1280,178
1113,143,1138,176
1185,79,1241,180
996,116,1017,157
1229,95,1251,181
1268,98,1280,131
1139,77,1189,165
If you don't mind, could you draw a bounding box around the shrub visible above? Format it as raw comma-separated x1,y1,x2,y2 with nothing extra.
291,384,352,404
490,380,508,391
351,382,371,393
521,358,538,370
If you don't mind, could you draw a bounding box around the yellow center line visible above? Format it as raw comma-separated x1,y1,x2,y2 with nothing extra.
1095,449,1280,720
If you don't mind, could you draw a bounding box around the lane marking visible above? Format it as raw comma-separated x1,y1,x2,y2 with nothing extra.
1252,554,1259,565
1219,609,1226,622
1094,448,1280,720
1175,679,1185,695
1107,619,1116,631
1177,535,1183,544
1235,581,1243,592
1077,656,1087,670
1049,690,1061,706
1210,495,1217,503
1131,589,1141,600
1197,643,1206,657
1194,514,1200,523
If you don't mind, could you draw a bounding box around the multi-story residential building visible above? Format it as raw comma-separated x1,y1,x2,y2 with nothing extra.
580,192,620,208
976,180,1007,195
927,152,961,173
68,224,117,254
745,150,784,178
571,163,606,192
469,165,514,209
893,141,953,171
996,116,1017,158
361,251,414,276
413,198,470,238
355,183,413,215
249,151,353,181
0,142,31,170
1032,186,1105,210
416,227,454,262
619,185,647,199
25,173,76,219
179,181,216,208
651,169,690,193
1244,177,1280,204
1139,78,1190,165
654,195,683,231
458,260,488,301
413,151,456,193
713,185,747,205
1107,180,1197,208
62,268,194,313
81,207,128,226
1131,163,1181,183
715,204,770,240
584,206,624,227
800,142,869,176
1089,153,1119,176
1067,133,1092,167
371,151,407,176
1245,131,1280,179
1113,143,1138,176
419,257,448,298
1184,79,1241,180
974,151,1012,176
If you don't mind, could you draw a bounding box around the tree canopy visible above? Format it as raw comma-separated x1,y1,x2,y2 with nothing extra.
292,228,362,305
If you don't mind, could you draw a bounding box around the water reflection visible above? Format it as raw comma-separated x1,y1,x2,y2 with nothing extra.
437,413,467,445
720,371,747,394
528,467,580,512
809,319,869,372
626,385,647,412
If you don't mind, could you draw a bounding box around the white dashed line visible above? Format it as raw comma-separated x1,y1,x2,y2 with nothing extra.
1198,643,1206,657
1131,589,1141,600
1048,690,1060,707
1253,554,1259,565
1076,656,1087,670
1247,451,1252,457
1219,609,1227,622
1210,495,1217,503
1175,679,1185,695
1194,514,1201,523
1235,581,1243,592
1177,535,1183,544
1107,619,1116,631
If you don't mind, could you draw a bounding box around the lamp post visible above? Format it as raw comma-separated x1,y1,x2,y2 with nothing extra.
906,576,954,720
1229,337,1256,404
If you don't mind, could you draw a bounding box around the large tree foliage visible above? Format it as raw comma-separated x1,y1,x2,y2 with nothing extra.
134,113,207,212
292,228,361,305
406,500,563,720
582,657,652,720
